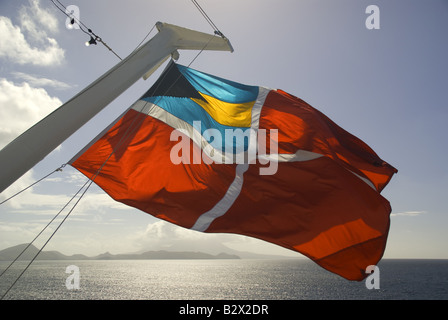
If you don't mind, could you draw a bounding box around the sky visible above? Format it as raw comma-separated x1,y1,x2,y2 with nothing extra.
0,0,447,259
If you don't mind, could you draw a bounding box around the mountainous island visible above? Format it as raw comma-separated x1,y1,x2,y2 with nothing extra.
0,243,241,261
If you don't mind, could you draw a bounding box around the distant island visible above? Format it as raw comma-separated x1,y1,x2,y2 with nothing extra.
0,243,240,261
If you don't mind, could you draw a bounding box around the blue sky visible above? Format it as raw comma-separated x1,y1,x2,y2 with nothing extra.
0,0,447,259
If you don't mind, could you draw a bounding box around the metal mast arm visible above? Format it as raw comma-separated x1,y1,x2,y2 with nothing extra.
0,22,233,194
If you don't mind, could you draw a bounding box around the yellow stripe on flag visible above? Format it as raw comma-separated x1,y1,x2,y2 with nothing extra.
192,92,254,127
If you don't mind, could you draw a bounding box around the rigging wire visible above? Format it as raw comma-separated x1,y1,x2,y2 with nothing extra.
0,60,213,301
0,58,187,298
50,0,122,60
131,23,157,54
0,174,97,300
0,108,152,299
190,0,225,37
1,0,147,206
0,21,159,208
0,173,93,296
0,164,65,206
1,1,220,298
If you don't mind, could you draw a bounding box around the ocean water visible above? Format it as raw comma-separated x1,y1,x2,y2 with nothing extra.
0,259,447,300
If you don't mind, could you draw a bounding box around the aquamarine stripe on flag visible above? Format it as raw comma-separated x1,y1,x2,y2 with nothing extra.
178,64,259,103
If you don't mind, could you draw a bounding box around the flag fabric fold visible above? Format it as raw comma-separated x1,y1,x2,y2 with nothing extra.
70,62,397,281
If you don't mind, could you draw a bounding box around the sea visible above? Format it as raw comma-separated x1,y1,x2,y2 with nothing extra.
1,259,447,301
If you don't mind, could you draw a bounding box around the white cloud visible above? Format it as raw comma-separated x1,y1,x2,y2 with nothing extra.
129,220,299,257
18,0,59,42
0,78,62,149
0,0,64,66
142,220,205,242
0,220,51,248
391,211,427,217
11,72,72,90
74,192,134,215
129,220,234,253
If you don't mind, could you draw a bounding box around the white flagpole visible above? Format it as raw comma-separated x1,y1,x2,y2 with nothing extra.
0,22,233,194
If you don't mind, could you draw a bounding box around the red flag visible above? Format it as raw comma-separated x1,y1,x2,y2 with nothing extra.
71,63,397,280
